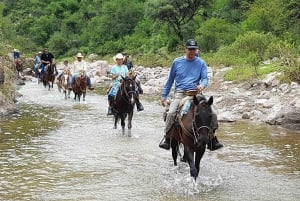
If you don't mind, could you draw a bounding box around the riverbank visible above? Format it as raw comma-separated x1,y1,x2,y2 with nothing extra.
2,57,300,130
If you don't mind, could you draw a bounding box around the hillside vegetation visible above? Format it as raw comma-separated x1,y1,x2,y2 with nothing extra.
0,0,299,83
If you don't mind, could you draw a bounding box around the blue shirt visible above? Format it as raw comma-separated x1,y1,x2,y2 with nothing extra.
162,56,208,99
110,65,128,86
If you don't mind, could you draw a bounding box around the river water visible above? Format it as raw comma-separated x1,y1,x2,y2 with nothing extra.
0,79,299,201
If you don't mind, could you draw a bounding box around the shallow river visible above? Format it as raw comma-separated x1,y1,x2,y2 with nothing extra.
0,79,299,201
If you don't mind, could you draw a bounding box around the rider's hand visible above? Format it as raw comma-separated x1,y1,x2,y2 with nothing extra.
197,85,204,93
161,99,167,107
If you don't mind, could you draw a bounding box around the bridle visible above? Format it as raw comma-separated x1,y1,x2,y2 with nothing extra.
120,78,136,105
178,99,212,145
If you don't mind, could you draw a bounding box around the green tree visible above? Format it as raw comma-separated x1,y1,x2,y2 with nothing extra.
241,0,286,35
146,0,210,42
196,18,241,51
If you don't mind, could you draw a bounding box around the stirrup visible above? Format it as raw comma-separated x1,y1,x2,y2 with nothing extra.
159,137,170,150
137,103,144,111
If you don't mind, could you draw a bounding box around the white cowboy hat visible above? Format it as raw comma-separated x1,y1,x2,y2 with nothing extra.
113,53,124,62
76,53,84,58
14,49,19,52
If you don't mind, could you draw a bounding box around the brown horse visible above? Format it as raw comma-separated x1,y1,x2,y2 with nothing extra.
72,75,87,101
57,69,72,99
169,95,214,180
42,63,56,90
15,59,23,76
112,74,137,129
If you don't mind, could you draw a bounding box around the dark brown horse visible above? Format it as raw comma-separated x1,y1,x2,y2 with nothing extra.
42,63,56,90
169,95,214,180
57,69,72,99
72,75,87,101
112,74,137,129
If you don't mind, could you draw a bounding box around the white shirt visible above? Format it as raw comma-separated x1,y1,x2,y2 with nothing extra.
72,60,89,75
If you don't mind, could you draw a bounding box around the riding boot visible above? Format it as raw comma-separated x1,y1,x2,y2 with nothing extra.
136,97,144,111
159,136,170,150
107,100,113,115
207,136,223,151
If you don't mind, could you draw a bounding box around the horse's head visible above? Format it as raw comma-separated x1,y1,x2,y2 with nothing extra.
46,63,55,74
192,95,214,147
121,75,137,105
62,73,70,86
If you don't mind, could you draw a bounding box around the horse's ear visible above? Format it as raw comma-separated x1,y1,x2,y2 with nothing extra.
121,76,126,81
134,75,137,80
193,95,199,105
207,96,213,105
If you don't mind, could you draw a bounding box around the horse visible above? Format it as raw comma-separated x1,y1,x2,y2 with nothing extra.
112,73,137,129
57,69,72,99
72,74,87,101
42,63,56,90
15,59,23,76
169,95,214,180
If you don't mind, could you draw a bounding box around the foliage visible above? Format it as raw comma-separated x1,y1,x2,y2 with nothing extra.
0,0,299,83
196,18,241,51
145,0,210,42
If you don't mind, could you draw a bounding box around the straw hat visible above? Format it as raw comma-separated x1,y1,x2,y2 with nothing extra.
76,53,84,58
113,53,124,62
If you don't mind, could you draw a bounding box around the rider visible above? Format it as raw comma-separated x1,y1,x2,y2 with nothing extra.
57,60,71,81
123,53,143,95
107,53,144,115
33,51,42,76
40,48,57,81
12,49,21,69
122,53,133,70
159,39,223,151
69,53,94,90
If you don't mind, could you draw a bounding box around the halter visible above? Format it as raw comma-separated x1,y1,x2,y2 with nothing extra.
178,99,212,145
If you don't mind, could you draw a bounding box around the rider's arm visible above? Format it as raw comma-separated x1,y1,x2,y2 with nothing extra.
161,61,176,100
198,60,208,90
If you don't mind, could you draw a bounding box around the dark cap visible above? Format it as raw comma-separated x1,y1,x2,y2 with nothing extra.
185,39,198,48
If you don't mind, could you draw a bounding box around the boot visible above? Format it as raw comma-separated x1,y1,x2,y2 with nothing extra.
136,102,144,111
107,106,113,115
136,97,144,111
207,136,223,151
107,99,114,115
159,136,170,150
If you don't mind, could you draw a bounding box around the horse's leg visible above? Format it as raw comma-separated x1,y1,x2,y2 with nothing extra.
171,139,178,166
120,114,125,130
127,110,133,129
195,146,206,176
184,147,198,180
64,90,67,99
113,115,118,129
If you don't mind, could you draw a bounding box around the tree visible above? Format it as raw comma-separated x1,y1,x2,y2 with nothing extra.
146,0,210,42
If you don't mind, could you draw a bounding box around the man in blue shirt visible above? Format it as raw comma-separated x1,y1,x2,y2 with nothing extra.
159,39,223,151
